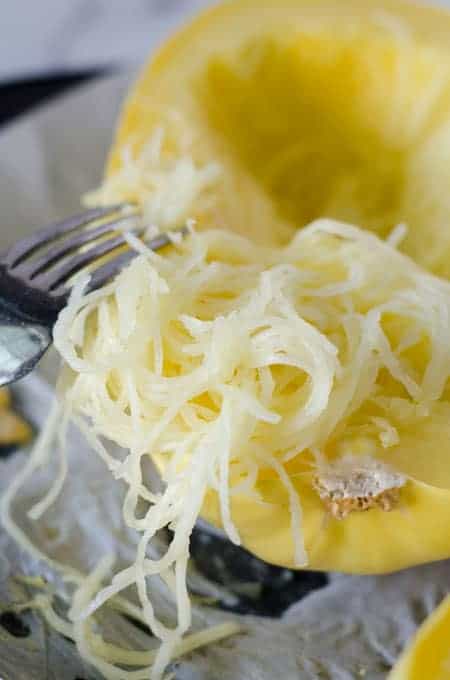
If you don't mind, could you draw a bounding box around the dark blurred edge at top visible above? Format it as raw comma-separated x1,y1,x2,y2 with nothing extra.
0,67,117,127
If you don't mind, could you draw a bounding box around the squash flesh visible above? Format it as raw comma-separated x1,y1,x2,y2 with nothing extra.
101,0,450,573
109,3,450,275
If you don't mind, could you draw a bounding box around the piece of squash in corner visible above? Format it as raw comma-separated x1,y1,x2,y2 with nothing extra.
0,388,32,447
96,0,450,576
389,595,450,680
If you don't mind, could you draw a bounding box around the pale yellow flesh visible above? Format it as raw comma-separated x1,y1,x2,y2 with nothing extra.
102,0,450,574
108,0,450,276
389,595,450,679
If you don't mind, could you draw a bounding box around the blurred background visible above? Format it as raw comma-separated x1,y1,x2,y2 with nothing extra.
0,0,212,125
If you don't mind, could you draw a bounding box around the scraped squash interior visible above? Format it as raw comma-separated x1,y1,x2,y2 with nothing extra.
212,32,450,265
109,11,450,277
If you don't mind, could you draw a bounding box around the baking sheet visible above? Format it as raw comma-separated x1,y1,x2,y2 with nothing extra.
0,74,449,680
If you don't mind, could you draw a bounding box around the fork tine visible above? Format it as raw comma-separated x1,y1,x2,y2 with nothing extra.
51,228,188,296
34,233,130,291
83,250,137,294
86,229,189,292
16,214,138,280
4,205,127,268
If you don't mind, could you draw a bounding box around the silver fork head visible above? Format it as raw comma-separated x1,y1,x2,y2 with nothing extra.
3,204,139,294
0,203,139,324
0,204,186,298
1,203,186,320
0,203,188,386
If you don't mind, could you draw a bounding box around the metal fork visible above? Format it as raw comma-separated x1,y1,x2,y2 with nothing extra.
0,204,184,387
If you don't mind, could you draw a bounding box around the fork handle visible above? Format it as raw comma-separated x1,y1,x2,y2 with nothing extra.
0,299,52,386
